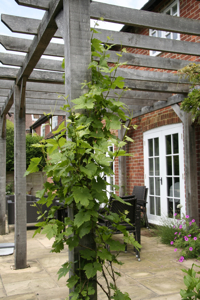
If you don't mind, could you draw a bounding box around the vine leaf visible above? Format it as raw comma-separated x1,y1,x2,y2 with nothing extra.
72,186,92,207
24,157,41,176
57,262,71,280
42,224,57,240
83,262,102,279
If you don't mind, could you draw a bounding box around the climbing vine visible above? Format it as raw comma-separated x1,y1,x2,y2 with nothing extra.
25,30,140,300
178,63,200,123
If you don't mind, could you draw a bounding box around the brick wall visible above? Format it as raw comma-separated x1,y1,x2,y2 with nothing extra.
124,0,200,67
115,106,181,195
34,115,64,137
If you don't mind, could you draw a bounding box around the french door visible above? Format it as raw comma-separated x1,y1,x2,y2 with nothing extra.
144,124,185,224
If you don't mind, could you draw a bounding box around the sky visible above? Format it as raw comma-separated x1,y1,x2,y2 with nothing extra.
0,0,148,59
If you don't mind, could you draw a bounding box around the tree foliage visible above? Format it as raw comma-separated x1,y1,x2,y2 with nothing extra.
178,63,200,123
25,32,140,300
6,123,46,172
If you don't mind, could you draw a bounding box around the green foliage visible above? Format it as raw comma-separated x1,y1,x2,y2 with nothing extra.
6,123,46,172
6,120,14,172
178,63,200,123
26,134,46,170
6,183,14,195
156,217,177,244
26,33,140,299
180,264,200,300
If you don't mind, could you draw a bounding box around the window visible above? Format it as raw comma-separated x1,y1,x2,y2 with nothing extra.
52,116,58,129
149,0,180,56
41,124,45,137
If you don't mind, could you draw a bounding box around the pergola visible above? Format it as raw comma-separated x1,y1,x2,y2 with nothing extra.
0,0,199,276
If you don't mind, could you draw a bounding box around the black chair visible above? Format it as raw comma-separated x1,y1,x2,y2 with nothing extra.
132,186,149,228
98,195,141,261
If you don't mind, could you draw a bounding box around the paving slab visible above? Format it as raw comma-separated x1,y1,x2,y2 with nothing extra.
0,228,199,299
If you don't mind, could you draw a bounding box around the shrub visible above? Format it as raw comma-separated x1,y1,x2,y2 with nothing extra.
180,264,200,300
156,217,177,244
170,214,200,261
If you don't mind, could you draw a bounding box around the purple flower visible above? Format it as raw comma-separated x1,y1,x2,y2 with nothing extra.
174,232,177,235
188,235,191,237
174,237,177,240
179,256,184,262
194,237,197,241
170,241,174,245
174,248,177,252
179,225,182,229
189,247,193,251
184,236,188,241
189,222,192,226
186,215,189,219
179,232,181,235
174,213,177,216
192,219,195,223
173,225,176,228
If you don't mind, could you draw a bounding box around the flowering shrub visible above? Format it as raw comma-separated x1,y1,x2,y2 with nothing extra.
170,214,200,262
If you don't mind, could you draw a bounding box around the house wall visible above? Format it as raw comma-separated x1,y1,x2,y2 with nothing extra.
125,0,200,65
115,0,200,224
34,115,64,137
115,106,181,193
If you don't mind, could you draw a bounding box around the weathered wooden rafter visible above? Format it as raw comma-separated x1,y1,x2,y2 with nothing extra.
0,53,63,72
12,1,200,37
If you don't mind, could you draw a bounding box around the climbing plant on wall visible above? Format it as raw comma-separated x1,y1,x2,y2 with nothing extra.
25,32,140,300
178,63,200,123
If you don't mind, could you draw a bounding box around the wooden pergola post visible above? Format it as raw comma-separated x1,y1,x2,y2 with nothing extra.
56,1,96,299
14,82,27,269
0,113,7,235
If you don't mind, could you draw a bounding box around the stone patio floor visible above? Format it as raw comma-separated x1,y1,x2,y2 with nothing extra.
0,228,199,300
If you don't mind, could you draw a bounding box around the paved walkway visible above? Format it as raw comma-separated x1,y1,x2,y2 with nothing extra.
0,228,199,300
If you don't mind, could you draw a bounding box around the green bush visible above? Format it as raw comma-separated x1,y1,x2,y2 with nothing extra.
26,134,46,170
6,121,46,172
180,264,200,300
156,217,177,244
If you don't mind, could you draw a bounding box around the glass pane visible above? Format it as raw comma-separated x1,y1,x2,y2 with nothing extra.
148,139,153,157
175,199,180,216
173,155,179,176
158,31,162,38
166,135,171,155
166,156,172,175
150,196,154,214
155,178,160,196
152,31,156,37
155,158,160,176
172,4,177,15
173,32,178,40
166,10,170,15
173,134,179,154
168,198,173,218
154,138,159,156
110,177,114,192
167,177,173,197
174,177,180,198
156,197,161,216
166,33,171,39
149,177,154,195
110,161,114,171
149,158,154,176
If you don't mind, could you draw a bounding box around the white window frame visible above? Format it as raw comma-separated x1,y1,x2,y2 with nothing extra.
52,116,58,129
149,0,180,56
143,123,185,225
32,114,41,121
41,124,46,137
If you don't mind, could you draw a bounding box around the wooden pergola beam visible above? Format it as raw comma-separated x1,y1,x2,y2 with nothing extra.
97,29,200,57
12,2,200,37
16,0,63,84
90,2,200,36
0,53,63,72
